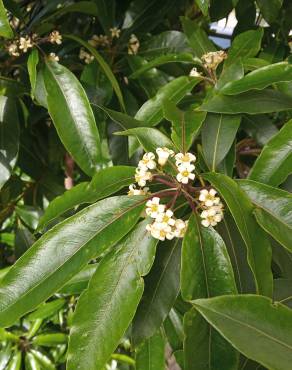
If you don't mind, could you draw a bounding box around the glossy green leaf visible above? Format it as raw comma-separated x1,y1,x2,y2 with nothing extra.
0,343,12,370
33,333,67,347
221,62,292,95
38,166,135,230
203,173,273,297
202,114,241,171
65,35,125,111
195,0,209,15
135,332,165,370
44,61,101,176
98,105,142,129
0,77,27,97
273,279,292,308
256,0,283,24
6,350,21,370
217,61,244,90
248,119,292,186
0,0,13,38
27,49,39,97
135,76,201,126
93,0,115,33
181,17,216,57
201,89,292,114
117,127,176,153
15,205,42,230
25,352,41,370
242,57,270,71
225,28,264,66
182,215,238,370
29,349,55,370
193,295,292,370
59,264,97,295
163,100,206,151
242,114,278,146
238,179,292,252
67,220,158,370
0,96,19,189
0,196,144,327
132,239,181,345
27,299,66,321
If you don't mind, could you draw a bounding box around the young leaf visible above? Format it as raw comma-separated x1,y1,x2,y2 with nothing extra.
201,89,292,114
203,173,273,297
0,196,144,327
248,119,292,186
132,238,181,345
135,332,165,370
193,294,292,370
67,221,158,370
163,100,206,152
27,49,39,97
44,61,101,176
0,0,13,38
238,179,292,252
0,96,19,189
221,62,292,95
202,113,241,171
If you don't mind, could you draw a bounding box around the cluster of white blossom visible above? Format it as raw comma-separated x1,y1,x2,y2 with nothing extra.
201,50,227,70
199,188,224,227
175,152,196,184
145,197,188,241
79,48,94,64
128,34,140,55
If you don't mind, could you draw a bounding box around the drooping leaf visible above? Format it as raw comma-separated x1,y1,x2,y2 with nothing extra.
221,62,292,95
201,89,292,114
193,295,292,370
0,96,19,190
135,332,165,370
203,173,273,297
0,0,13,38
0,196,145,327
132,239,181,345
202,113,241,171
248,119,292,186
238,179,292,252
44,61,101,176
67,220,158,370
163,100,206,152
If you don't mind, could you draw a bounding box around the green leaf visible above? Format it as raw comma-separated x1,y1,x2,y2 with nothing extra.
27,49,39,97
98,105,142,129
93,0,115,34
0,196,144,327
117,127,176,153
248,119,292,186
38,166,135,229
193,294,292,370
29,349,55,370
274,279,292,307
221,62,292,95
202,113,241,171
203,173,273,297
201,89,292,114
217,61,244,90
58,264,97,295
256,0,283,24
25,352,41,370
163,100,206,152
181,17,216,57
6,350,21,370
135,332,165,370
181,215,238,370
242,57,270,72
242,114,278,147
135,76,201,126
130,53,197,79
0,96,19,189
0,77,27,97
0,343,12,370
238,179,292,252
225,29,264,66
44,61,101,176
195,0,210,16
65,35,125,111
132,239,181,345
15,205,42,230
0,0,13,38
32,333,67,347
27,299,66,321
67,220,158,370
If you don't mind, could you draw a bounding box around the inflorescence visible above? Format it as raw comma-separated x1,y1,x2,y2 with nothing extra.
128,148,224,241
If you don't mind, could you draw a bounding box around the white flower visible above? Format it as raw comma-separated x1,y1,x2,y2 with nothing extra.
138,152,156,171
156,209,176,227
88,34,100,47
99,34,110,46
19,36,33,53
156,147,175,166
176,164,195,184
175,152,196,166
79,48,94,64
146,222,174,241
201,50,227,69
189,67,201,77
48,52,59,62
110,27,121,38
128,34,140,55
49,30,62,45
135,168,152,187
173,219,188,238
128,184,149,196
7,42,19,57
199,188,221,207
201,207,223,227
145,197,165,218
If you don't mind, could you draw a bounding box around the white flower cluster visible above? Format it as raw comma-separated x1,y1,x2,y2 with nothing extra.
199,189,224,227
128,34,140,55
79,48,94,64
49,30,62,45
145,197,188,241
201,50,227,70
175,152,196,184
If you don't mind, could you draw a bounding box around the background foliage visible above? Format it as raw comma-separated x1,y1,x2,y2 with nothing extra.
0,0,292,369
